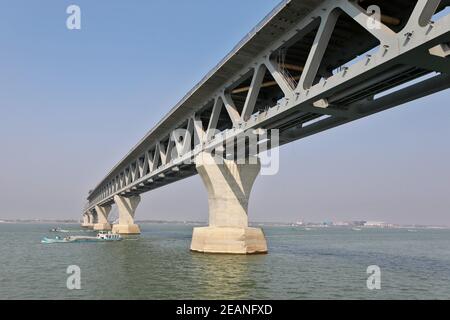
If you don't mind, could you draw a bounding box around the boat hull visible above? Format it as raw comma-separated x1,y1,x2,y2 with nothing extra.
41,236,122,244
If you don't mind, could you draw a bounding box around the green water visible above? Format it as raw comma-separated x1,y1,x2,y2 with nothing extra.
0,223,449,300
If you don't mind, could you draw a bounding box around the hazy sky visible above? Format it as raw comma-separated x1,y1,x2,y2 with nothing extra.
0,1,449,225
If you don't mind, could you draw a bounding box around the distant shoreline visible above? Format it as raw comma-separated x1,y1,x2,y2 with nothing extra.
0,219,448,229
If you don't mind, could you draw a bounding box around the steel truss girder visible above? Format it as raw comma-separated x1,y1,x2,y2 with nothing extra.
85,0,450,212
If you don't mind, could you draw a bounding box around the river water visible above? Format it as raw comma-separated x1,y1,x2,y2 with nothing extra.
0,223,449,300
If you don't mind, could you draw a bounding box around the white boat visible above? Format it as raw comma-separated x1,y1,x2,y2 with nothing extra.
49,228,71,233
41,232,122,244
96,231,122,241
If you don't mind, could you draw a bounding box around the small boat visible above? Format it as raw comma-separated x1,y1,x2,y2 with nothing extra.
41,236,97,244
96,231,122,241
41,236,73,244
49,228,70,233
42,232,122,244
352,228,362,231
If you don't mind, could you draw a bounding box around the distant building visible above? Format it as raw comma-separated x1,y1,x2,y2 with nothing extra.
334,221,350,226
352,221,367,227
364,221,388,227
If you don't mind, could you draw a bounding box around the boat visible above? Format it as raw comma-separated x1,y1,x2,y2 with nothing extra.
41,232,122,244
96,231,122,241
49,228,71,233
41,235,98,244
41,236,73,244
352,228,362,231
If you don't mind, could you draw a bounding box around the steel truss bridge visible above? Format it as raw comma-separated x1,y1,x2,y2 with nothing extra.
82,0,450,253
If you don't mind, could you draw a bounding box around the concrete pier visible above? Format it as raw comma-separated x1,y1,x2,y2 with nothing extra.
112,195,141,235
93,205,112,231
82,211,95,229
81,213,91,228
191,152,267,254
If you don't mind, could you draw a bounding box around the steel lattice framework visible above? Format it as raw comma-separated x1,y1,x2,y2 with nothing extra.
84,0,450,217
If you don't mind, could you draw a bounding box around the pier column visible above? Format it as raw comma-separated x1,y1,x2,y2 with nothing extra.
190,152,267,254
83,211,95,229
93,205,112,231
112,195,141,235
81,213,90,228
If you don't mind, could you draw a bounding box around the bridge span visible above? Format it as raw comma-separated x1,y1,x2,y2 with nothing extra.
83,0,450,254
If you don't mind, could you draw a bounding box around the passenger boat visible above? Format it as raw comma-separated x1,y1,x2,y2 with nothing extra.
41,232,122,244
96,231,122,241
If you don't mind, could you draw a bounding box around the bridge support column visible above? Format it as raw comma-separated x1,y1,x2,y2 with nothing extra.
191,152,267,254
93,205,112,231
112,195,141,235
81,213,91,228
90,211,97,229
82,211,95,229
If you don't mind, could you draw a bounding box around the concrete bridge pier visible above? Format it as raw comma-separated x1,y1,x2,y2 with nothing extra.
81,213,91,228
191,152,268,254
90,211,97,228
93,205,112,231
82,211,95,229
112,195,141,235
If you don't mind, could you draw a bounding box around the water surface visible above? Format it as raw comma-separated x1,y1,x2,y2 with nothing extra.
0,223,449,299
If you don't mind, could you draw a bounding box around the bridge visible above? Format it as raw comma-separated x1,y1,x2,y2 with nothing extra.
82,0,450,254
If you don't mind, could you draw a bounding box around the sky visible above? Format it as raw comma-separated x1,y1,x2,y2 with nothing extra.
0,0,449,225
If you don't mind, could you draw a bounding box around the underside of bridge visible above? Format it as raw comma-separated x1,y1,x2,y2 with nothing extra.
83,0,450,254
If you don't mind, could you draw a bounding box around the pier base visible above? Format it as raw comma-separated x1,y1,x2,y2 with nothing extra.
111,224,141,235
191,227,267,254
111,195,141,235
190,152,267,254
